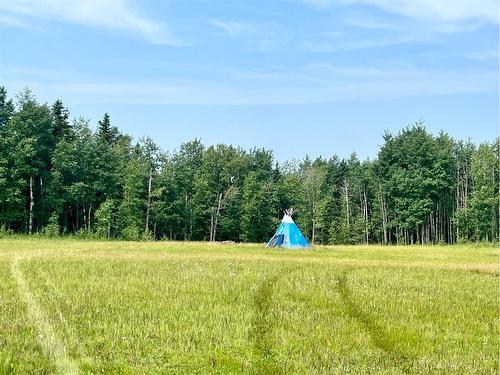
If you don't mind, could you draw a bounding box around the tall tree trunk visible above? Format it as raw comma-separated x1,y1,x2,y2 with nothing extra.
430,212,434,243
213,192,223,242
311,197,316,245
384,200,388,244
449,216,453,244
184,194,188,240
464,161,469,240
88,203,92,231
76,200,79,232
312,219,316,245
378,190,388,245
145,168,152,233
428,215,431,244
28,175,34,235
439,202,443,243
343,178,350,228
209,210,214,242
189,209,193,241
455,162,460,241
82,205,87,231
363,188,369,244
64,209,68,235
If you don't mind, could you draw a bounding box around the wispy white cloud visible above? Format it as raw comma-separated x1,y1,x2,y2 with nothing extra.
210,18,290,51
299,30,436,52
0,0,181,45
210,19,258,35
303,0,498,23
351,0,498,23
0,62,83,82
344,18,395,29
2,62,496,107
302,0,333,8
0,13,43,30
463,49,499,61
299,10,489,52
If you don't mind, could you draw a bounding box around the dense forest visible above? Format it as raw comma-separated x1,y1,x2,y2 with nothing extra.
0,86,498,244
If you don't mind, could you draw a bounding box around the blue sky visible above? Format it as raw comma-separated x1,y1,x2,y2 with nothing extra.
0,0,498,161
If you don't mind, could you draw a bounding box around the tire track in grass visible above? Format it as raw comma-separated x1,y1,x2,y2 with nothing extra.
38,267,92,368
336,273,413,369
11,257,80,375
249,270,288,374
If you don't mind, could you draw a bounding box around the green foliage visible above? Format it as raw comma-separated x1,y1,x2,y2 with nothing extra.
469,142,499,241
0,225,14,238
241,172,275,242
51,99,72,142
42,212,60,237
71,228,97,240
121,225,141,241
141,230,154,241
97,113,118,145
0,86,497,244
94,198,116,238
118,157,148,234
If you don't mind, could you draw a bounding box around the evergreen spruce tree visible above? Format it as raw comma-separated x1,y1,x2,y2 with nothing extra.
0,86,14,132
51,99,71,142
98,113,118,145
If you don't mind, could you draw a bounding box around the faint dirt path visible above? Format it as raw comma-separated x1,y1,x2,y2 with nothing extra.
10,256,80,375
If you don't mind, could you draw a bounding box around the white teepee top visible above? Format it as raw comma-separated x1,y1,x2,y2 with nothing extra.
282,208,295,223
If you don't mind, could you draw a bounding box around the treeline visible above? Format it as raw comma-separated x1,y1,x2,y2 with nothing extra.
0,86,498,244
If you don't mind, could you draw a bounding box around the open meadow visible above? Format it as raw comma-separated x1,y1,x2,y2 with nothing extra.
0,238,498,374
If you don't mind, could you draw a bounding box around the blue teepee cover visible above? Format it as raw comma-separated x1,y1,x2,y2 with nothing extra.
267,211,310,249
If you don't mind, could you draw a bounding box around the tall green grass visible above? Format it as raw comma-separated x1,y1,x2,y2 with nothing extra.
0,239,498,374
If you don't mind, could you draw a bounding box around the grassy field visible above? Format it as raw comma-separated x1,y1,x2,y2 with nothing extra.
0,239,498,374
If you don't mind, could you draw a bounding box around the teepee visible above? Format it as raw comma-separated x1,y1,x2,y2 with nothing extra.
266,209,310,249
